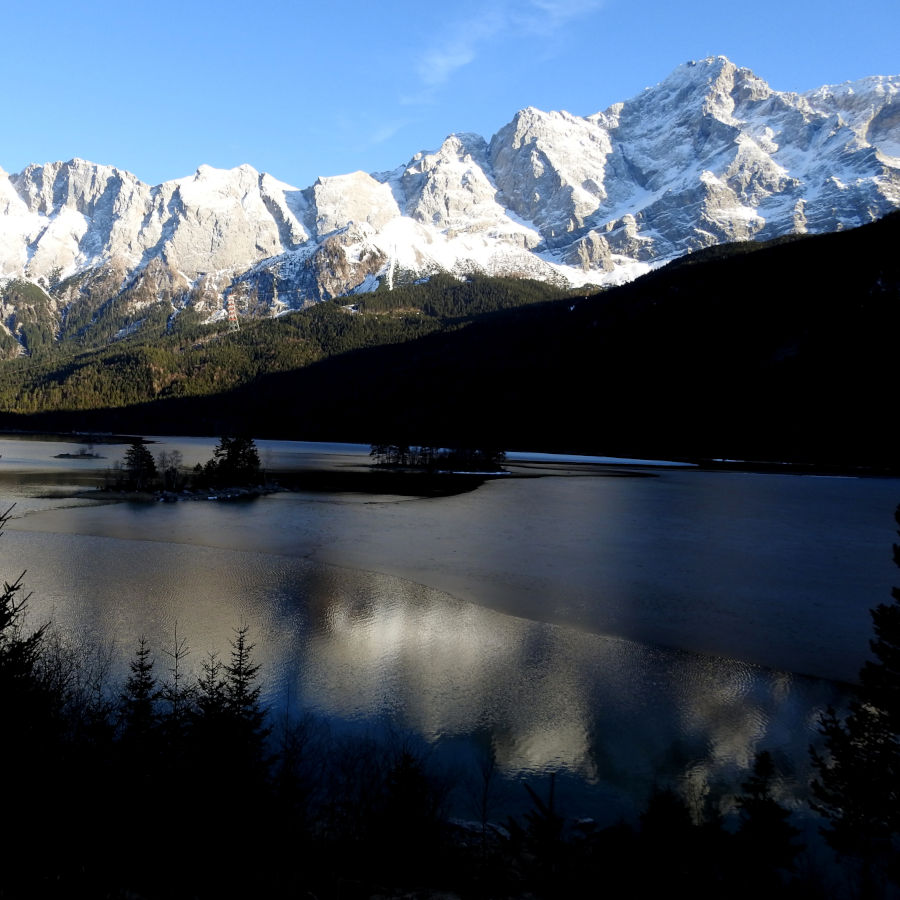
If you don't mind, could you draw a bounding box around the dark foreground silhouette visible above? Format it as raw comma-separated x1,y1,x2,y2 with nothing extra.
2,502,899,899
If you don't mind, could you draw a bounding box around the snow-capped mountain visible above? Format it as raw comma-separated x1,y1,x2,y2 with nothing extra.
1,55,898,347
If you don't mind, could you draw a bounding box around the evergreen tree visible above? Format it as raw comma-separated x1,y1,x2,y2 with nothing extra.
0,507,73,893
735,750,802,893
192,650,228,738
810,503,900,893
632,785,732,894
190,633,269,774
119,636,159,742
0,573,46,693
0,508,56,730
122,439,157,490
208,436,261,486
159,624,194,746
189,630,272,893
0,514,52,746
507,774,566,887
224,623,270,752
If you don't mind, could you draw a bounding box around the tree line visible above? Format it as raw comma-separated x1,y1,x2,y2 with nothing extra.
105,435,263,493
2,499,900,897
370,443,507,472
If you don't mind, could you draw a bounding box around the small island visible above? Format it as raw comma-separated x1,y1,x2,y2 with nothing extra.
102,435,275,501
54,444,105,459
369,443,507,473
93,437,517,501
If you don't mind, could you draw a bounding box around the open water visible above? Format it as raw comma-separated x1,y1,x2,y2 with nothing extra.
0,434,896,822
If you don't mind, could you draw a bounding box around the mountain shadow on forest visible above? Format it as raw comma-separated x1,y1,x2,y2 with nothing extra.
2,213,898,468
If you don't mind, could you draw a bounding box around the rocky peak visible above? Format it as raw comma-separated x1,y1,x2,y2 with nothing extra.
1,56,898,349
311,171,400,237
804,75,900,159
11,158,145,220
398,133,507,233
489,108,613,237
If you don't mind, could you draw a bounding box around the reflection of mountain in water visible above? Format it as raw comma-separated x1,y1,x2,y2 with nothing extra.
0,436,878,821
298,574,843,814
2,518,845,822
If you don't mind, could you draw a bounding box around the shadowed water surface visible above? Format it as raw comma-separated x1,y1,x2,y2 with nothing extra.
0,434,895,821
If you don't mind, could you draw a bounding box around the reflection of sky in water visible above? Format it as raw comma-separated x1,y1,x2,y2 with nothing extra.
1,525,845,821
0,436,892,821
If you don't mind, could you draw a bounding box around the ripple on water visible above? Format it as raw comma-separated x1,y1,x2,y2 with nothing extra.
0,478,858,825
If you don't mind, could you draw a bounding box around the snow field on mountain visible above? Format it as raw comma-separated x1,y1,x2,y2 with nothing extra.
0,56,898,334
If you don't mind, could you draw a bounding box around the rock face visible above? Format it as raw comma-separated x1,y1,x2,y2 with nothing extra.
1,56,899,349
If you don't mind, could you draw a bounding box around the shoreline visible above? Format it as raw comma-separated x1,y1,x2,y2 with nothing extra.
69,463,657,504
3,428,896,479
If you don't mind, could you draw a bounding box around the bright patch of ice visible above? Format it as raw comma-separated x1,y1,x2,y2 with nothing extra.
506,451,696,467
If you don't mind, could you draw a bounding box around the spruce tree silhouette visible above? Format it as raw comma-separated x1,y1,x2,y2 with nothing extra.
735,750,802,895
811,502,900,895
119,635,159,742
190,626,272,895
0,506,71,894
210,436,261,486
122,439,157,490
160,623,194,748
224,622,271,766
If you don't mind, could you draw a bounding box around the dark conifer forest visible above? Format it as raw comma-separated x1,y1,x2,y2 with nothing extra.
0,212,898,469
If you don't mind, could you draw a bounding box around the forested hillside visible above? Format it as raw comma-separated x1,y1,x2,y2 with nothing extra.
1,214,898,468
0,275,568,415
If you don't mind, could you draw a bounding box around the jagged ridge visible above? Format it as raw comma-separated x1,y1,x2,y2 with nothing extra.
1,55,898,352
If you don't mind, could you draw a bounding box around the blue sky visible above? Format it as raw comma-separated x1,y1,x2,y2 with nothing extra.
2,0,898,189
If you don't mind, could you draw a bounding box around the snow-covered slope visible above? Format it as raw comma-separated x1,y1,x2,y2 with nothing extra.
1,56,898,347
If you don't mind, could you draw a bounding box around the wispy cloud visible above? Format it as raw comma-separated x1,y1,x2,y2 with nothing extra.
415,7,507,90
419,42,477,88
369,120,409,146
410,0,604,99
527,0,605,23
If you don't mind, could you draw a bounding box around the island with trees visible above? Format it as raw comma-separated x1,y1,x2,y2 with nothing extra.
103,434,269,500
53,442,105,459
95,435,512,501
369,443,507,473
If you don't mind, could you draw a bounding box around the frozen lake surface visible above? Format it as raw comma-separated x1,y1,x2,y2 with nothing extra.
1,433,896,821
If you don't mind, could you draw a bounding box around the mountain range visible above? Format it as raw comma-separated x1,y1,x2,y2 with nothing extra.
1,55,898,352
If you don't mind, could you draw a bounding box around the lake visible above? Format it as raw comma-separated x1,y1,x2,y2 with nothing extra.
0,433,896,823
